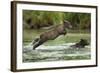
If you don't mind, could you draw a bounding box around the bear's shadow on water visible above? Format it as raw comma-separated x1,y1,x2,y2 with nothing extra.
23,43,91,62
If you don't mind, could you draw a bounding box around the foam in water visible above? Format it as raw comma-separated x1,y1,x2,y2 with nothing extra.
23,41,91,62
23,41,90,52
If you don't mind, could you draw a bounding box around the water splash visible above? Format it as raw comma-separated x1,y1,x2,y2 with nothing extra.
23,42,74,52
23,42,91,62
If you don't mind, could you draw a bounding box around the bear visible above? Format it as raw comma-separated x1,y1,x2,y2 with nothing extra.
32,20,72,50
70,39,89,48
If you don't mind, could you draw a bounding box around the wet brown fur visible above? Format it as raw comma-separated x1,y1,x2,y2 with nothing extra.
32,20,72,50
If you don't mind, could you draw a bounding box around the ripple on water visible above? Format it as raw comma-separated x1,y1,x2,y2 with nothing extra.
23,43,91,62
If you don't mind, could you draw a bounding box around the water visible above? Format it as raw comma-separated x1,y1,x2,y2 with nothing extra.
23,43,91,62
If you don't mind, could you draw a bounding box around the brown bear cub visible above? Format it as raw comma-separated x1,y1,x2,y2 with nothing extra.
70,39,89,48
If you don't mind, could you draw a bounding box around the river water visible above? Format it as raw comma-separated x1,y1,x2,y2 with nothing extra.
23,43,91,62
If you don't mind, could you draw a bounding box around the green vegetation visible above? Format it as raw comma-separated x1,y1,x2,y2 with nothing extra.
23,10,91,30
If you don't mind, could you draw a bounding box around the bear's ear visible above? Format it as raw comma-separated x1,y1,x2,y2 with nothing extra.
63,20,67,23
63,20,68,23
63,20,72,29
63,20,70,25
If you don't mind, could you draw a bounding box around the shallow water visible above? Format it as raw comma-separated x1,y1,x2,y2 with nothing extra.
23,43,91,62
